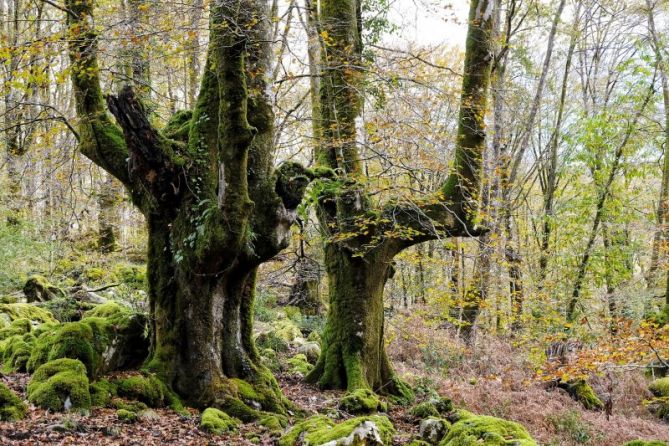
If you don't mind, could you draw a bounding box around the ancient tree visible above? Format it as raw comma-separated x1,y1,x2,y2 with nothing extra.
306,0,495,397
65,0,311,410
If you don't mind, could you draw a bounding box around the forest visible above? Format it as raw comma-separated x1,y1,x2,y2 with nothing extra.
2,0,669,444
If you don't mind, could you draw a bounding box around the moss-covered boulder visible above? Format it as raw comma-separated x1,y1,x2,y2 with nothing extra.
339,388,388,414
419,417,450,445
114,373,182,410
256,330,290,352
0,303,56,328
410,398,453,420
90,378,118,407
117,408,139,422
200,407,240,434
298,342,321,363
0,382,27,421
645,396,669,420
649,377,669,397
23,275,65,303
26,303,148,377
274,319,303,343
287,353,313,375
260,348,281,372
1,333,35,372
440,410,537,446
558,379,603,411
27,358,91,412
279,414,395,446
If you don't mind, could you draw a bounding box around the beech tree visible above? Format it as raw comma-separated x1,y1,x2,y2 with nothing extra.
306,0,495,399
65,0,312,410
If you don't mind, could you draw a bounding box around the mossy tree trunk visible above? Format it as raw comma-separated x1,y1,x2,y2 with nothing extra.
66,0,310,410
307,0,494,395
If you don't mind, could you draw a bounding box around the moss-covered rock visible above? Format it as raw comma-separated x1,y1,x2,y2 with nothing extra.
0,382,27,421
114,373,182,410
407,441,432,446
256,331,290,352
339,388,388,414
90,378,117,407
27,358,91,412
298,342,321,363
0,303,56,328
279,414,395,446
199,407,240,434
27,304,148,377
111,397,149,412
117,408,139,422
287,353,313,375
559,379,604,411
419,417,450,444
274,319,303,343
259,413,288,432
410,398,453,420
645,396,669,420
23,275,65,303
439,412,537,446
649,377,669,397
1,333,35,372
260,348,281,372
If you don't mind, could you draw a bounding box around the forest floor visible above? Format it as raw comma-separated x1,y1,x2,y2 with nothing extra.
1,312,669,445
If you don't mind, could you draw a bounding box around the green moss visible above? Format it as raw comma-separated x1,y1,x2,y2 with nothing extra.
1,333,35,372
0,382,27,421
111,397,149,412
83,301,134,328
287,353,313,375
256,331,289,352
23,275,65,302
260,348,281,372
645,396,669,420
111,264,146,289
649,377,669,397
407,441,432,446
624,441,668,446
560,379,604,411
307,331,321,344
200,407,240,434
283,306,302,323
90,379,117,407
409,397,452,420
219,396,261,422
41,297,89,322
0,303,56,326
410,401,440,419
115,373,182,411
259,414,288,432
274,319,303,343
117,408,139,423
419,417,450,444
27,358,91,412
340,388,388,414
440,413,537,446
279,415,395,446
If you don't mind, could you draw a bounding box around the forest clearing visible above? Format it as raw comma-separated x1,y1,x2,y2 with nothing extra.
2,0,669,444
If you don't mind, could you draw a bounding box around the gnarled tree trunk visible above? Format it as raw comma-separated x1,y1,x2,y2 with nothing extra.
66,0,310,411
307,0,494,397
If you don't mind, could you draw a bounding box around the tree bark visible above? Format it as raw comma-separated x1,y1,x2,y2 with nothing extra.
66,0,310,411
307,0,494,396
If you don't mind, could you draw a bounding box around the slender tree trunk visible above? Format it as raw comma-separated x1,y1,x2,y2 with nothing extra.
646,0,669,304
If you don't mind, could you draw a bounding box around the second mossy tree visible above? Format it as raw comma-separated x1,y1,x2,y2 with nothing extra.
306,0,495,399
65,0,312,412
